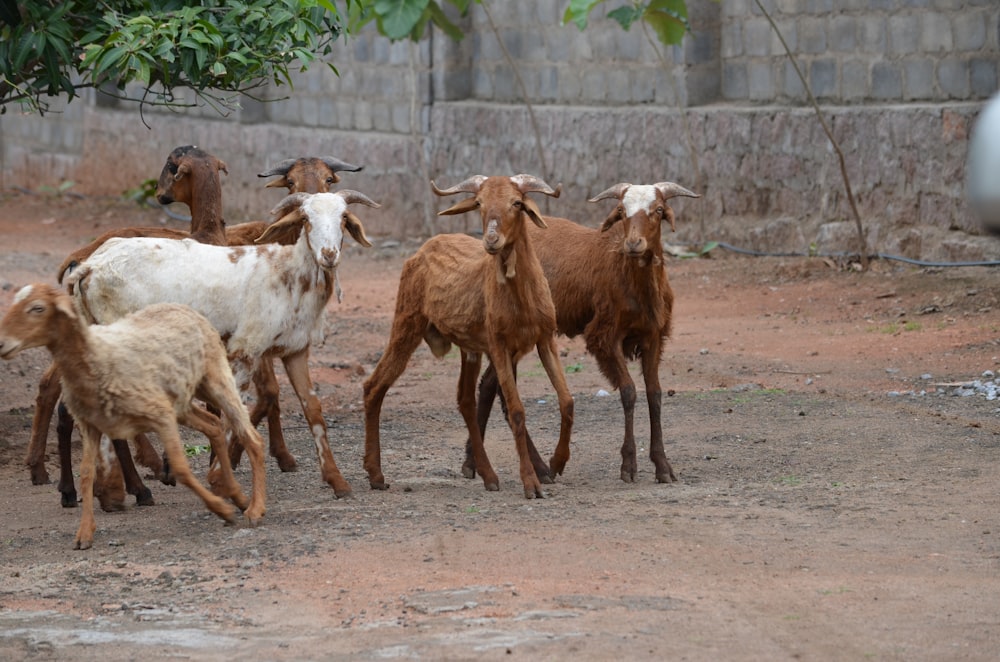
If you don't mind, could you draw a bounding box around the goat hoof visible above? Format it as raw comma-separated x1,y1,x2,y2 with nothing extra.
30,467,51,485
135,488,155,506
461,464,476,480
368,479,389,491
276,456,298,472
523,485,545,499
74,539,93,551
656,470,678,484
60,491,79,508
99,500,127,513
620,469,638,483
484,481,500,492
159,472,177,487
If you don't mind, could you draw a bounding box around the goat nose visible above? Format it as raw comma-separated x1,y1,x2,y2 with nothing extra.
321,247,340,268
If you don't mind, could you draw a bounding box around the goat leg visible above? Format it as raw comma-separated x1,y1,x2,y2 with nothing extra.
642,349,676,483
111,438,155,506
27,363,61,485
458,351,499,491
56,402,77,507
469,361,553,482
242,359,298,472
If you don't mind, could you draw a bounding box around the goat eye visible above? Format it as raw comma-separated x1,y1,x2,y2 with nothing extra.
656,206,665,215
512,200,523,208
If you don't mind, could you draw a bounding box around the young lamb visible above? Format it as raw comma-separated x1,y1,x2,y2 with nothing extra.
362,175,574,499
0,284,267,550
30,147,362,505
69,190,379,498
470,181,699,485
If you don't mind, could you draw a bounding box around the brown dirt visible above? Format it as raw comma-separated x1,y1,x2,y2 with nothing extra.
1,191,1000,660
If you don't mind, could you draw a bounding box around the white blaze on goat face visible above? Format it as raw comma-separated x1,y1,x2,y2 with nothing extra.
13,284,34,304
302,193,348,270
621,185,659,218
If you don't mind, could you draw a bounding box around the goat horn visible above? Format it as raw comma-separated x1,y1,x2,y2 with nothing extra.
270,192,312,217
257,159,298,179
511,174,561,198
430,175,488,197
338,190,381,208
588,183,631,203
653,182,701,200
320,156,364,173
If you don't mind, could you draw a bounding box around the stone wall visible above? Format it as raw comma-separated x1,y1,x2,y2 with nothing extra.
0,0,998,261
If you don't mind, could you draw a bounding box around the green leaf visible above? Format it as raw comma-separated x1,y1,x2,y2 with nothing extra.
643,0,690,46
374,0,429,41
607,6,644,31
427,1,464,41
562,0,606,30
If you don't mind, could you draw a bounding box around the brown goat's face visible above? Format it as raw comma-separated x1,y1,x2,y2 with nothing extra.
283,158,339,194
603,185,673,261
0,284,70,359
155,146,227,207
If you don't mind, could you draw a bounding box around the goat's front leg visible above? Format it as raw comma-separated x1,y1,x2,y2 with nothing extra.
26,362,61,485
74,424,101,550
641,342,676,483
493,351,544,499
189,407,250,511
468,362,553,483
458,351,499,491
242,357,298,472
283,349,351,497
536,337,575,477
589,338,638,482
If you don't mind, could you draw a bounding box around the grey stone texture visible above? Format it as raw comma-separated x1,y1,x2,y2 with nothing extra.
1,0,998,262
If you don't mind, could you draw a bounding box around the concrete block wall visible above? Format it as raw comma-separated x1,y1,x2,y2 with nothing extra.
721,0,1000,104
1,0,998,262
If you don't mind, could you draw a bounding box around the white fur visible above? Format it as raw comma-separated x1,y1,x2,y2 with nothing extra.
621,185,657,218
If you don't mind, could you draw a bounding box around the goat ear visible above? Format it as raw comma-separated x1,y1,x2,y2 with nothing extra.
264,177,288,189
255,210,304,244
174,162,191,182
599,206,624,233
522,198,548,229
54,294,78,321
343,211,373,247
438,196,479,216
216,159,229,177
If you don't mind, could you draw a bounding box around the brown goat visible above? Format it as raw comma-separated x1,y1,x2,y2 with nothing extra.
0,284,267,550
470,181,700,485
28,146,362,507
363,175,574,499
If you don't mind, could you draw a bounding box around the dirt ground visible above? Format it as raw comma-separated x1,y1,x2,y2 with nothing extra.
1,191,999,661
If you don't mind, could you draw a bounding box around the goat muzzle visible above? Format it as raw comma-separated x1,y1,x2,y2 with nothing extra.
320,247,340,270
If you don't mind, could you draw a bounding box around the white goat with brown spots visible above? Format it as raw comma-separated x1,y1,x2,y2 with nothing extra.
68,190,379,497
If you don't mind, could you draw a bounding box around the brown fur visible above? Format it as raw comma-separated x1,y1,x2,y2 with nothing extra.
473,182,699,484
31,147,361,501
363,175,574,499
0,284,266,550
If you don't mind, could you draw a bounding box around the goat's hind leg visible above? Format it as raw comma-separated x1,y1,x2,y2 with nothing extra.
111,438,154,506
26,363,61,485
158,421,237,524
55,402,78,507
458,351,499,491
189,407,251,511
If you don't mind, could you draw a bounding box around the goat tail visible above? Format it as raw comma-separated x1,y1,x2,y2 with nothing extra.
66,265,96,322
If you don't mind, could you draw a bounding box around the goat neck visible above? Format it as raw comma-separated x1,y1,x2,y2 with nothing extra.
186,161,227,244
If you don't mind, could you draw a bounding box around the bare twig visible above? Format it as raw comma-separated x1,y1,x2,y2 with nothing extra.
481,0,549,183
754,0,869,270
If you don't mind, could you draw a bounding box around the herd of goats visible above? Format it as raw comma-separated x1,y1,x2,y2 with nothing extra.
0,145,699,550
